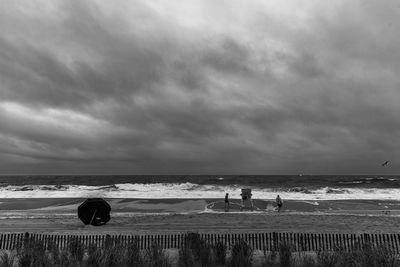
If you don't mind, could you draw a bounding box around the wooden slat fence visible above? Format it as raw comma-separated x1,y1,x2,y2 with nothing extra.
1,232,400,252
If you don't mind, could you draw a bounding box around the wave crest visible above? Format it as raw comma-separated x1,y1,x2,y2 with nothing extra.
0,183,399,200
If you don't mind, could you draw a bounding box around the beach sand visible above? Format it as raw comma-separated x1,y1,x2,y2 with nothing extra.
0,213,400,234
2,213,400,235
1,198,400,235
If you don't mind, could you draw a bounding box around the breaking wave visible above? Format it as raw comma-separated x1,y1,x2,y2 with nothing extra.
0,183,399,200
338,177,398,185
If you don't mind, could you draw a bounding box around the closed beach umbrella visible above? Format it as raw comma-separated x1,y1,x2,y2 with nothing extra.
78,198,111,226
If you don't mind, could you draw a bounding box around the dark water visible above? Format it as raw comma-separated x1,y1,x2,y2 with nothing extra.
0,175,399,188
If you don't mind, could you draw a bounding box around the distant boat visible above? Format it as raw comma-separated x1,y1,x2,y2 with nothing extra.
217,177,224,181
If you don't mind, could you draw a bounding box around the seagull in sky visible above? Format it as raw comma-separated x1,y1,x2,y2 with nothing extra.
381,160,390,167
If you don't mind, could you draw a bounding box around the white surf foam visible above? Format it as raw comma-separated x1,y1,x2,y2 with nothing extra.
0,183,400,200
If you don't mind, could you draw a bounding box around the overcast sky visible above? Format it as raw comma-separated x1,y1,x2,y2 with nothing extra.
0,0,399,175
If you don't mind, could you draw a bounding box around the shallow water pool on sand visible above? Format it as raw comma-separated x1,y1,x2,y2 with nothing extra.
1,198,400,218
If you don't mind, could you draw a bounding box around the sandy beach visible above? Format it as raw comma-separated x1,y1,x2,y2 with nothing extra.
1,213,400,235
1,198,400,235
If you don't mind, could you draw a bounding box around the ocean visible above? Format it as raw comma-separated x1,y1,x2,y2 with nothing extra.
0,175,399,200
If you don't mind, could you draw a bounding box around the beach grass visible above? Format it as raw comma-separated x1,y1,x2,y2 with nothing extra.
259,242,400,267
178,232,227,266
1,233,400,267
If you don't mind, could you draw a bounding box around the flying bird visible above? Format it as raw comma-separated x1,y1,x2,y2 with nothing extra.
381,160,390,167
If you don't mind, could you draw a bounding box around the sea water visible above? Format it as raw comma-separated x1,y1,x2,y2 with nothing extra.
0,175,399,200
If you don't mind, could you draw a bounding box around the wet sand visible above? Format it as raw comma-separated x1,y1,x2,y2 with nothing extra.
1,198,400,235
1,198,400,213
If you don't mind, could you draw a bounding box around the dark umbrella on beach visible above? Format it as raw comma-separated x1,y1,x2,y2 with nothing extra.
78,198,111,226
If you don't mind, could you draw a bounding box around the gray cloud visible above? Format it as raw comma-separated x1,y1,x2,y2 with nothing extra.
0,0,399,174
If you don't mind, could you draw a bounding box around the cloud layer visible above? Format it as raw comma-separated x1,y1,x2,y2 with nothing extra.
0,0,399,174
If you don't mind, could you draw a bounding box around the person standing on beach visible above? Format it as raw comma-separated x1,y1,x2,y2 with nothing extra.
276,195,283,213
225,193,229,212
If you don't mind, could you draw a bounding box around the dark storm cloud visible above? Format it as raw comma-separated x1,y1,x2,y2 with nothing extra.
0,8,166,109
0,0,399,174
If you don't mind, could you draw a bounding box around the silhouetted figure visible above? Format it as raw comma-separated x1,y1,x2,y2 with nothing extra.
276,195,283,213
224,193,229,212
382,160,390,167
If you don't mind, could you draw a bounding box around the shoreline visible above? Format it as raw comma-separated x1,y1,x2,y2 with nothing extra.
0,198,400,235
1,198,399,214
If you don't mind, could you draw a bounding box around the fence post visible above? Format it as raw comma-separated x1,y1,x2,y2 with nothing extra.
363,233,370,248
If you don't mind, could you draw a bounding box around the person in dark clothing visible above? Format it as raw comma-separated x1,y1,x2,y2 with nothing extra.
224,193,230,212
276,195,283,213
